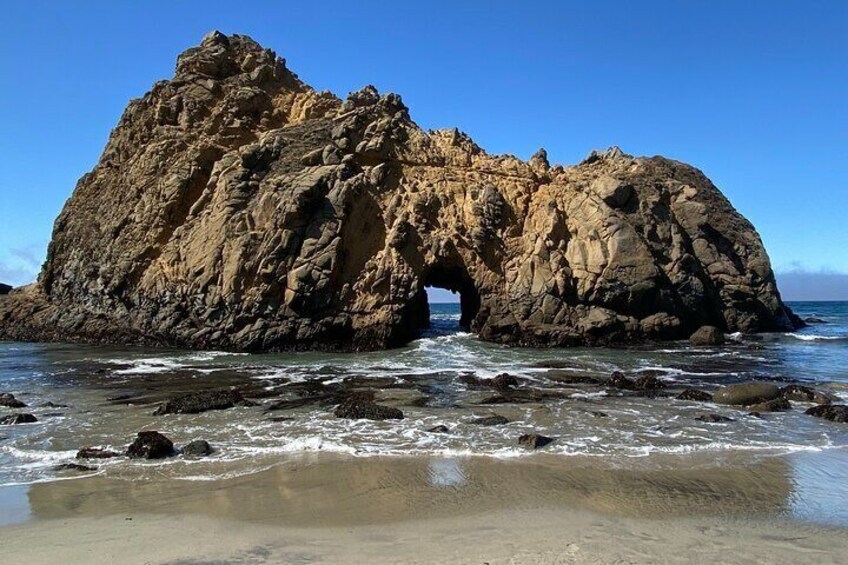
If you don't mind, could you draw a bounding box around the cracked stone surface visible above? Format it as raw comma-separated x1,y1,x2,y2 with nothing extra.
0,32,801,351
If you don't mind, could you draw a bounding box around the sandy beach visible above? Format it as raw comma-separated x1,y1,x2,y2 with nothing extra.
2,451,847,564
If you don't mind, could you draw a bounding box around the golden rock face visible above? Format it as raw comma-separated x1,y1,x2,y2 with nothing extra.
0,33,800,351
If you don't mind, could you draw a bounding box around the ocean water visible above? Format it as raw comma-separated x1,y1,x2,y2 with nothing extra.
0,302,847,489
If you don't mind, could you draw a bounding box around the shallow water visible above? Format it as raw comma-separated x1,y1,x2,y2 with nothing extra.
0,302,847,500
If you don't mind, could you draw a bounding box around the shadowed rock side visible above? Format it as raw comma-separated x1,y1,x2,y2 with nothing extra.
0,32,801,351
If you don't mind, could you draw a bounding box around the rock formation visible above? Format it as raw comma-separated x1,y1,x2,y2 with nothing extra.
0,32,801,351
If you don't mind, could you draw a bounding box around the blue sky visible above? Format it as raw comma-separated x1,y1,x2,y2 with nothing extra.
0,1,845,301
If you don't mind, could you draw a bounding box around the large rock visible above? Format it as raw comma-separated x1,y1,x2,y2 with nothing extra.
689,326,725,346
0,33,801,352
0,393,26,408
153,389,247,415
713,382,780,406
0,413,37,425
126,431,175,459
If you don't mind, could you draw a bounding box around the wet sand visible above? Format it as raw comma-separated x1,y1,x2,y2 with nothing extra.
2,452,847,564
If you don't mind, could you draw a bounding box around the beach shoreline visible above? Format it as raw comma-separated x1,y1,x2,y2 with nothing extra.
2,451,847,564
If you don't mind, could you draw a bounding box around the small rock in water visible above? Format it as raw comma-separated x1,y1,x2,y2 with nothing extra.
55,463,97,472
803,317,827,324
713,382,780,406
490,373,519,390
334,400,403,420
182,439,214,457
676,388,713,402
107,393,137,403
0,393,26,408
805,405,848,423
41,401,69,408
427,425,450,433
781,385,832,405
154,389,249,415
471,415,509,426
695,413,735,423
633,375,666,392
77,447,122,459
633,374,667,397
518,433,554,449
265,397,319,411
589,411,608,418
689,326,725,346
748,398,791,413
0,413,37,425
606,372,636,390
479,394,513,405
126,431,175,459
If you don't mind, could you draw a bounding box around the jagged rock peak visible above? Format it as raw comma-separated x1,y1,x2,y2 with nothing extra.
581,146,630,165
0,33,801,352
530,148,550,170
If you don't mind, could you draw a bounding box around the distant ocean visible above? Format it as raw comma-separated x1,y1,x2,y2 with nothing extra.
1,301,846,502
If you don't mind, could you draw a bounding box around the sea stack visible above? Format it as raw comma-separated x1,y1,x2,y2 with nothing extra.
0,32,801,351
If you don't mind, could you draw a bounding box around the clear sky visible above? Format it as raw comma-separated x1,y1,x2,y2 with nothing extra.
1,1,846,301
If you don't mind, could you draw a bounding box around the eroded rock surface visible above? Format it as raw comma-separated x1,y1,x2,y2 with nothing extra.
0,32,801,351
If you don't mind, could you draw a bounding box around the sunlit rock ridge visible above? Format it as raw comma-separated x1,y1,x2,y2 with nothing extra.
0,32,801,351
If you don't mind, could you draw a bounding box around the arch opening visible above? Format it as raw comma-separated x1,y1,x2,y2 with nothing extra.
393,262,482,346
415,264,480,334
423,265,480,331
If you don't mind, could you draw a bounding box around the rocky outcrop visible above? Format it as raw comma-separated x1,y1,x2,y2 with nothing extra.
0,413,37,425
518,433,554,449
0,32,801,352
182,439,214,457
805,405,848,423
334,399,403,420
713,382,781,406
126,431,175,459
689,325,725,346
471,415,509,426
747,397,791,413
76,447,122,459
781,385,832,405
153,389,248,415
676,388,713,402
0,393,26,408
